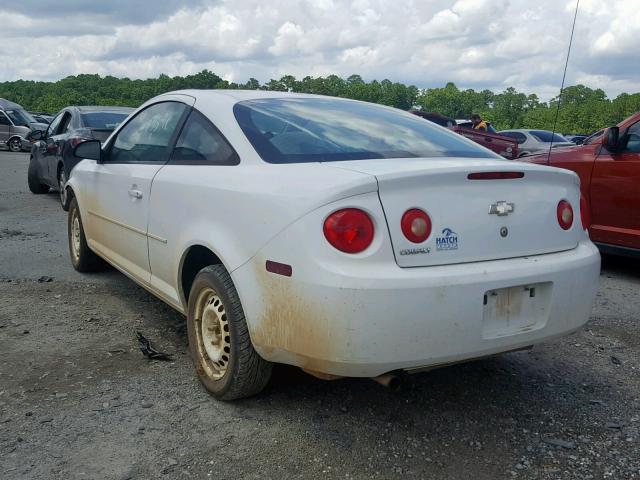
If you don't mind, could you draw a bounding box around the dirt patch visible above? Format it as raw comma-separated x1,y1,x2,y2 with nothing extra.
0,228,48,240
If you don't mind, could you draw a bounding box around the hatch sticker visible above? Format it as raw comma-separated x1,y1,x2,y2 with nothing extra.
435,228,459,251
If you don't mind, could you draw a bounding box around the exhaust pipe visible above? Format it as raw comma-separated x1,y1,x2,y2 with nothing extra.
372,373,400,390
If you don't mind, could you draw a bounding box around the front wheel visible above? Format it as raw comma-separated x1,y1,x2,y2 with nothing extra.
27,158,49,194
68,197,104,272
187,265,272,400
8,137,22,152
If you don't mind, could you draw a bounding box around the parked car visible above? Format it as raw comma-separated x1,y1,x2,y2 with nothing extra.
29,112,54,124
523,112,640,257
410,111,519,159
498,129,575,156
0,98,48,152
564,134,589,145
27,105,134,209
452,124,519,159
409,110,457,127
65,91,600,400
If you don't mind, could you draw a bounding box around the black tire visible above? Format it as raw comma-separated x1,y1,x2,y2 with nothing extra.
58,166,70,211
68,197,104,272
27,158,49,194
8,137,22,152
187,265,272,400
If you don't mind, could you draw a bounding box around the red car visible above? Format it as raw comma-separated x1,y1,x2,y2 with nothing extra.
409,111,519,159
524,112,640,256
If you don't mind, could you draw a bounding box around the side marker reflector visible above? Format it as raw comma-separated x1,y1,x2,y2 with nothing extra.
266,260,292,277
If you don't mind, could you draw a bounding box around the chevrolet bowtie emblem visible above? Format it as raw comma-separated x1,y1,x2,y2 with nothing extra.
489,201,515,216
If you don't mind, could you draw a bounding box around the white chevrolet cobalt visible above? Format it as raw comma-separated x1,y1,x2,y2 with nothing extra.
65,90,600,400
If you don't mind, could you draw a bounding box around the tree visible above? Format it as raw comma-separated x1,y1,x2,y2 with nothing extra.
0,71,637,133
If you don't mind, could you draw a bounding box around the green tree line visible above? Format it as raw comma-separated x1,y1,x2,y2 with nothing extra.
1,70,638,134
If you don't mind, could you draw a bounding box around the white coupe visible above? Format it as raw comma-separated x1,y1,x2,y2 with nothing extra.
65,90,601,400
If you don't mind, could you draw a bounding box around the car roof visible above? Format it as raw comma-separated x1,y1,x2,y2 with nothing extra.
71,106,135,113
0,98,24,110
166,89,352,103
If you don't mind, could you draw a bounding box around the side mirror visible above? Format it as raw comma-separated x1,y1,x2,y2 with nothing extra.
73,139,102,162
601,127,619,150
575,138,583,145
28,130,44,141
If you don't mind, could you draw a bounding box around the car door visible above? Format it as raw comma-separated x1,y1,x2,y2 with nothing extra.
46,111,73,183
590,120,640,249
0,112,11,146
38,112,64,185
147,108,240,306
82,100,191,285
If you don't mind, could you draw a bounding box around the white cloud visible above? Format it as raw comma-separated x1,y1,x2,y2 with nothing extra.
0,0,638,99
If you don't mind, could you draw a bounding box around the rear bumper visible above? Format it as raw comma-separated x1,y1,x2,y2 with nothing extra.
233,240,600,377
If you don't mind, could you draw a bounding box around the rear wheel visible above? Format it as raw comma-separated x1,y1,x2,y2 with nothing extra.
8,137,22,152
58,166,70,210
68,197,104,272
27,158,48,194
187,265,272,400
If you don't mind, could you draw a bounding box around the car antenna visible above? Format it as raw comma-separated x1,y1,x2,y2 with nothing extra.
548,0,580,165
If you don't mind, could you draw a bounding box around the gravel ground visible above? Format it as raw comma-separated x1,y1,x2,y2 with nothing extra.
1,151,639,479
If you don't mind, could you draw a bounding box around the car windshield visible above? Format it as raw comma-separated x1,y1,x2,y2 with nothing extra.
81,112,129,129
530,130,569,143
234,98,500,163
5,108,35,127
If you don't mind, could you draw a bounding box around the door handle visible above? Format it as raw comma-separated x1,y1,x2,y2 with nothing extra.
128,189,143,199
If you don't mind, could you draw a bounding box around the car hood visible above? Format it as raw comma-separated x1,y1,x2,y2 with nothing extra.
28,122,48,131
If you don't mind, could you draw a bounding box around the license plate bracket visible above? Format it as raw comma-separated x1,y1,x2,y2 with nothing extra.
482,282,552,339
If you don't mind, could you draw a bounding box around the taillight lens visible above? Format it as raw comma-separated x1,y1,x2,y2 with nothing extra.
401,209,432,243
323,208,374,253
557,200,574,230
580,194,591,230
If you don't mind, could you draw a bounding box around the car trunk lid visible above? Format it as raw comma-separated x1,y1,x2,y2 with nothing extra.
328,158,583,267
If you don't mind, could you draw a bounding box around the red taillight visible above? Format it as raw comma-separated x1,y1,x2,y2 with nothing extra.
580,194,591,230
557,200,574,230
323,208,374,253
401,209,432,243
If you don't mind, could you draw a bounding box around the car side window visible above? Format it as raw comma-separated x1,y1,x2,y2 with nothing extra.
624,122,640,153
171,110,239,165
501,132,526,144
46,113,63,137
108,102,187,163
58,113,72,135
0,113,11,126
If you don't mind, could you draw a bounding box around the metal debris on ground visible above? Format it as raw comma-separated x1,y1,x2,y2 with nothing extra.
136,331,173,361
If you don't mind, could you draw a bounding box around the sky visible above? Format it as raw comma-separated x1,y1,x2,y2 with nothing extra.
1,0,639,100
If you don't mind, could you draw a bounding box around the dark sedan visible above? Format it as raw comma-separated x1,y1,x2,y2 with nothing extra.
27,106,133,209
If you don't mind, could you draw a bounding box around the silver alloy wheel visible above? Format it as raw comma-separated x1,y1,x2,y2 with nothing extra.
8,138,21,152
194,287,231,380
59,169,67,206
71,211,81,263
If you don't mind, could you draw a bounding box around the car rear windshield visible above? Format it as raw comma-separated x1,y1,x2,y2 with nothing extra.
530,130,569,143
233,98,500,163
81,112,129,129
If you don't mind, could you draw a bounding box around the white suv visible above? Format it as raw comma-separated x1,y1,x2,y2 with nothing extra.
66,90,600,400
